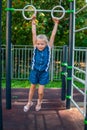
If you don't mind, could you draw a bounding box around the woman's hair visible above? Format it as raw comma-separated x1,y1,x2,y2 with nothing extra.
37,34,48,44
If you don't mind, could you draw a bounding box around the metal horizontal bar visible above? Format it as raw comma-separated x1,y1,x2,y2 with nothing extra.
12,8,66,13
37,9,66,12
75,27,87,33
73,75,85,85
5,8,73,13
72,83,84,95
75,4,87,14
71,98,85,117
73,66,86,74
14,9,23,11
74,48,87,51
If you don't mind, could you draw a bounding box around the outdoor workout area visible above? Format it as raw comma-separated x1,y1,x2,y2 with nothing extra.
0,0,87,130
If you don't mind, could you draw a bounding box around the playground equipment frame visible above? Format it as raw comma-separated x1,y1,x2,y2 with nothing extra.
61,0,87,129
68,0,87,129
4,0,87,130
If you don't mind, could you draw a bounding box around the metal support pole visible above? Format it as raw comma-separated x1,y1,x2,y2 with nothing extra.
61,45,68,101
66,1,74,109
0,0,3,129
75,27,87,33
84,51,87,130
6,0,12,109
75,4,87,15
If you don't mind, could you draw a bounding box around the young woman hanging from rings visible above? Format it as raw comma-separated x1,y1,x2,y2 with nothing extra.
24,14,59,112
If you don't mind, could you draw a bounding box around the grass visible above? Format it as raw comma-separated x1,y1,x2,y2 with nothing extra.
2,79,84,89
2,79,62,88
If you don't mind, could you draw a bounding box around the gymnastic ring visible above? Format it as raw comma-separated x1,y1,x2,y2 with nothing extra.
51,5,65,20
22,5,36,20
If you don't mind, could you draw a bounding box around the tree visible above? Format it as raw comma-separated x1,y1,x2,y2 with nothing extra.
2,0,87,47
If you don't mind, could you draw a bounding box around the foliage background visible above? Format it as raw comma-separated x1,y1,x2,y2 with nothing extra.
2,0,87,47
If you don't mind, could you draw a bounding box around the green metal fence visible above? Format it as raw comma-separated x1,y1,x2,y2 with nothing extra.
2,45,86,81
2,45,63,81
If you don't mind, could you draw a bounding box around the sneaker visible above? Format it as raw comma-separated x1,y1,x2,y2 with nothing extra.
23,101,33,112
35,100,42,111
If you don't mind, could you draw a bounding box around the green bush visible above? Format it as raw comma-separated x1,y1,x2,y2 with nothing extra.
2,0,87,47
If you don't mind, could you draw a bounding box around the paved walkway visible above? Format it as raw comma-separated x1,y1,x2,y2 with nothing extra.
2,88,84,130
